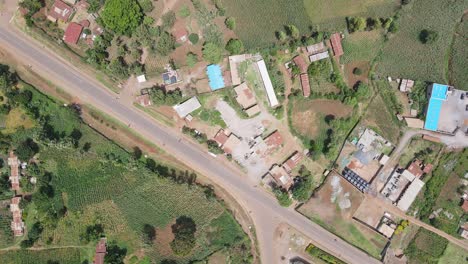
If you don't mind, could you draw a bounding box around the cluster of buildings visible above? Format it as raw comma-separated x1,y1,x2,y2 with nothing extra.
263,151,304,190
46,0,103,45
7,151,25,236
381,159,433,212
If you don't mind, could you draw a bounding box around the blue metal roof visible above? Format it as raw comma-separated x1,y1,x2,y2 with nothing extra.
206,64,225,91
424,83,448,131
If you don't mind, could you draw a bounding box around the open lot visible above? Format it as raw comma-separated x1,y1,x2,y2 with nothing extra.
398,137,442,167
304,0,399,30
297,173,388,258
437,89,468,134
376,0,467,82
341,30,386,64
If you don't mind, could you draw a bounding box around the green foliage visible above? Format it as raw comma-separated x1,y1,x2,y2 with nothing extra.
286,24,300,39
162,11,176,30
186,52,198,68
141,224,156,245
87,0,102,13
16,138,39,161
307,59,331,77
101,0,143,35
273,188,292,207
155,31,175,56
225,39,244,55
170,216,197,256
188,33,199,44
355,82,371,99
306,244,346,264
347,17,366,32
106,57,129,80
178,6,191,18
197,108,226,128
149,88,184,106
225,17,236,30
291,167,314,202
353,67,362,75
202,42,223,64
143,16,154,26
0,248,82,263
19,0,43,15
82,224,104,242
419,29,438,44
138,0,154,13
207,140,223,155
105,242,127,264
405,229,448,263
276,31,287,42
449,18,468,90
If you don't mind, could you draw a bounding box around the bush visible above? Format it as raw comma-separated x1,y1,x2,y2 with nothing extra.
225,39,244,55
186,52,198,68
162,11,176,29
291,167,314,202
273,187,292,207
188,33,199,44
101,0,143,35
347,17,366,32
178,6,190,18
156,32,175,56
16,138,39,161
419,29,438,44
202,42,223,64
225,17,236,30
138,0,154,13
170,216,197,256
352,67,362,75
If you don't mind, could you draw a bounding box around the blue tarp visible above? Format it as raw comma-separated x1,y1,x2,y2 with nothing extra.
206,64,225,91
424,84,448,131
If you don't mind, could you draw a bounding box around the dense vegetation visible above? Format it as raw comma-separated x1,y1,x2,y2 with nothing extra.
405,229,448,264
306,244,346,264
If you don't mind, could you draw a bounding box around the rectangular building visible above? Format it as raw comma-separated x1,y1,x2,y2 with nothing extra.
309,51,329,62
397,178,424,212
173,97,201,118
424,83,448,131
256,60,279,107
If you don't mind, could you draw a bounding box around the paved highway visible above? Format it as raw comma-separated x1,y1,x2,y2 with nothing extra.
0,21,381,264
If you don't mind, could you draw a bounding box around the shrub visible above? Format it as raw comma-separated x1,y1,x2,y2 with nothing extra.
273,187,292,207
286,24,300,39
419,29,438,44
178,6,190,18
170,216,197,256
186,52,198,68
225,39,244,55
352,67,362,75
225,17,236,30
156,32,175,56
162,11,176,29
202,42,223,64
188,33,199,44
347,17,366,32
101,0,143,35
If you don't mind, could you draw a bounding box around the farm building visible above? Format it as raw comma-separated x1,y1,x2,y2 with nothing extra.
234,83,257,109
173,97,201,118
8,151,20,191
424,83,468,133
256,60,279,107
207,64,226,91
300,73,310,97
245,105,261,117
94,238,107,264
267,164,293,190
63,22,83,44
397,178,424,212
10,197,24,236
330,33,344,57
309,51,329,62
293,56,308,73
306,42,326,54
283,151,303,173
47,0,74,22
399,79,414,92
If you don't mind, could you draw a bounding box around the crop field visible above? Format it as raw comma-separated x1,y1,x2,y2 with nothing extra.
405,228,448,264
376,0,467,82
438,243,468,264
448,14,468,90
341,30,385,64
298,174,388,259
304,0,399,29
0,248,83,264
219,0,311,48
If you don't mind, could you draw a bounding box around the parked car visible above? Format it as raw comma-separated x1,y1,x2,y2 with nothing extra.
461,93,465,99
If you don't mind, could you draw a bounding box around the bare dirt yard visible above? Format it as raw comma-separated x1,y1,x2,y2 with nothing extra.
291,98,353,138
344,61,370,88
297,172,388,258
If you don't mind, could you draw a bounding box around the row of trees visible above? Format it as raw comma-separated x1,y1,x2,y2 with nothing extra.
347,16,398,33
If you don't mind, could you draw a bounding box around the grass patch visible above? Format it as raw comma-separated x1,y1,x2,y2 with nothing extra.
196,108,226,128
437,243,468,264
3,107,35,134
448,15,468,90
0,248,83,264
398,138,442,167
377,0,467,82
341,30,386,64
405,228,448,264
362,92,401,143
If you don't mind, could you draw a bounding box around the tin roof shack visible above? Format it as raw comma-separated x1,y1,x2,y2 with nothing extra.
305,42,326,54
94,238,107,264
8,151,20,191
234,83,257,109
397,178,424,212
267,164,293,190
309,51,329,62
399,79,414,93
282,151,304,173
10,197,24,236
330,33,344,57
173,97,201,118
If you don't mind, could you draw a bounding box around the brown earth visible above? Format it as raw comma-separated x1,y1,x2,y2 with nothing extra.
344,61,370,88
153,221,176,257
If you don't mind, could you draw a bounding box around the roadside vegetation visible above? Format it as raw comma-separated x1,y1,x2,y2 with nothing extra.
0,65,252,263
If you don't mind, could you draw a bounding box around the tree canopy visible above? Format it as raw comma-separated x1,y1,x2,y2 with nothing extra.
101,0,143,35
170,216,197,255
225,39,244,55
202,42,223,64
419,29,438,44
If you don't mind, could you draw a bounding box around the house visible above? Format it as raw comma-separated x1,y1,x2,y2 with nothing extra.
234,83,257,109
377,216,397,239
293,56,308,73
10,197,24,236
330,33,344,57
245,105,261,117
47,0,74,22
222,134,241,155
269,164,293,190
407,159,424,178
256,60,279,107
8,151,20,191
283,151,303,173
136,94,152,107
94,238,107,264
305,42,326,54
264,130,283,149
173,97,201,118
172,20,188,43
300,73,310,97
63,22,84,44
379,154,390,165
397,178,424,212
459,223,468,239
136,74,146,83
462,200,468,213
399,79,415,93
309,51,329,62
214,129,230,147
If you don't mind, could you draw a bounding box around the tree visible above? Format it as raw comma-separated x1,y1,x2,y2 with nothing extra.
87,0,102,13
19,0,43,15
156,32,175,56
82,224,104,242
178,6,190,18
70,128,82,148
101,0,143,35
291,167,314,202
142,224,156,244
107,57,129,79
276,31,287,42
188,33,199,44
286,25,300,39
273,188,292,207
290,64,300,76
186,52,198,68
16,138,39,161
105,242,127,264
170,216,197,256
83,142,92,152
132,146,142,159
138,0,154,13
353,67,362,75
161,11,176,29
202,42,223,64
419,29,438,44
225,17,236,30
347,17,366,32
225,39,244,55
388,21,399,33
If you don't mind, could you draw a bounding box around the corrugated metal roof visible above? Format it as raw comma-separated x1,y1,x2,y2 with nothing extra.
256,60,279,107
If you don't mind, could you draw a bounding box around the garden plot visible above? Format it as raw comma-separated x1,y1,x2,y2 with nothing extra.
297,172,388,259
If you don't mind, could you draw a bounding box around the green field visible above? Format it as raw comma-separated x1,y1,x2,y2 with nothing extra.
405,228,448,264
398,138,442,167
448,15,468,90
0,248,84,264
304,0,399,30
437,243,468,264
376,0,467,82
0,66,251,263
220,0,311,48
341,30,386,63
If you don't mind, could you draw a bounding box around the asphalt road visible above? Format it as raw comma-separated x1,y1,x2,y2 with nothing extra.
0,25,381,264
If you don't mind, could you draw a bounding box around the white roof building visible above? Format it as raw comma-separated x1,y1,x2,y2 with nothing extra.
173,97,201,118
256,60,279,107
309,51,329,62
136,75,146,83
397,178,424,212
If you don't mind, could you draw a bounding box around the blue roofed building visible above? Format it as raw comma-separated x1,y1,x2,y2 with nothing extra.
424,83,448,131
206,64,225,91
